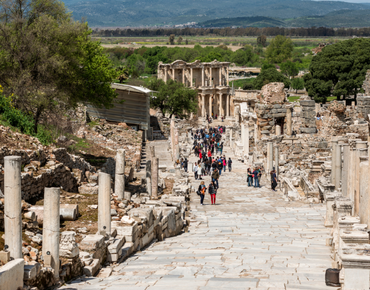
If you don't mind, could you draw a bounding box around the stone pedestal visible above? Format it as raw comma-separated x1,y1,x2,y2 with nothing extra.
42,187,60,279
151,157,159,199
276,125,281,136
98,172,111,236
115,149,125,200
325,191,340,227
4,156,22,259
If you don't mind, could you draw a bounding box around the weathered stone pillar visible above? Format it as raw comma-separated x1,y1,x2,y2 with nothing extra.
151,157,159,199
201,94,205,117
276,125,281,136
174,128,179,160
42,187,60,279
355,142,367,215
202,67,205,86
243,121,249,159
4,156,22,259
342,144,350,197
334,142,341,190
286,108,292,136
348,144,356,201
190,68,193,86
359,156,369,228
254,123,258,143
115,149,125,200
324,191,339,227
226,66,229,84
219,93,223,116
226,95,230,117
170,116,175,159
274,145,279,177
209,95,212,117
98,172,111,236
331,140,338,186
146,160,152,196
267,142,273,173
182,68,185,84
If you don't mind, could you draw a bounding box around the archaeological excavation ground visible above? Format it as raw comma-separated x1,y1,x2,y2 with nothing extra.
2,59,370,290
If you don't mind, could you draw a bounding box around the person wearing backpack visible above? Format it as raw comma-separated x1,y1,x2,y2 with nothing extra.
209,181,216,205
253,167,260,188
211,168,220,189
198,181,207,205
217,160,223,176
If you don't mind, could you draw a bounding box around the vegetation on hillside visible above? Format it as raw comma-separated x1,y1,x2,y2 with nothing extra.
304,38,370,103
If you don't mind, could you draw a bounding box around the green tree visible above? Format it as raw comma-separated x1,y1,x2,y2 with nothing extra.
253,68,290,90
169,34,175,45
291,78,305,93
257,35,267,47
177,36,183,45
280,61,299,78
230,47,254,66
304,38,370,103
266,35,294,64
0,0,117,133
148,78,198,118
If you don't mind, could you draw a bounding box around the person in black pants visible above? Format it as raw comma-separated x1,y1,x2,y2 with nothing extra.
184,158,188,172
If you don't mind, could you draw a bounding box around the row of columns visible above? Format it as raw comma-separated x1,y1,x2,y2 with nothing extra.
3,148,160,280
200,93,231,118
266,142,280,177
163,66,229,87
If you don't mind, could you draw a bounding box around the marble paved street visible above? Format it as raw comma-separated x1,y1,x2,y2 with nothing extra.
62,147,334,290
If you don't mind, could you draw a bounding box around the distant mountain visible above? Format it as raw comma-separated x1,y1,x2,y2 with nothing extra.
65,0,370,27
285,9,370,27
200,17,286,28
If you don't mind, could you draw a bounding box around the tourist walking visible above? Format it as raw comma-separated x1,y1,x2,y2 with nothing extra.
217,159,223,176
194,163,198,180
211,168,219,189
228,157,232,172
271,167,277,191
247,168,253,186
198,181,206,205
222,157,226,172
253,167,260,187
183,158,188,173
209,181,217,205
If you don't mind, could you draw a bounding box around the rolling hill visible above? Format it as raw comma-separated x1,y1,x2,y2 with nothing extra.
65,0,370,27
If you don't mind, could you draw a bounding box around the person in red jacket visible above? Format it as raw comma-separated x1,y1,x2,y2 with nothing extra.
199,151,202,160
207,149,212,158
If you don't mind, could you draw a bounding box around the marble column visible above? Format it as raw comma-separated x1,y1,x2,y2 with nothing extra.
4,156,22,259
254,123,258,143
334,143,341,190
201,94,205,117
331,140,338,186
98,172,111,236
182,68,185,84
243,121,249,159
164,67,168,83
190,68,193,86
286,108,292,136
202,67,205,86
226,95,229,117
359,155,369,228
172,68,175,80
219,68,222,85
170,116,175,160
151,157,159,199
219,93,223,117
274,145,279,177
209,95,212,117
355,141,367,216
115,149,125,200
42,187,60,279
210,67,213,86
146,160,152,196
342,144,350,197
226,67,229,84
267,142,273,173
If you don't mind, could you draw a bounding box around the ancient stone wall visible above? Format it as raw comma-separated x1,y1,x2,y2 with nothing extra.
299,100,317,134
255,103,287,136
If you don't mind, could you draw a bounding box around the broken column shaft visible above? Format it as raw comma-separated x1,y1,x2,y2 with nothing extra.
151,157,159,199
98,172,111,235
274,145,279,177
342,144,350,197
267,142,273,173
331,140,338,186
243,122,249,160
114,149,125,200
286,108,292,136
4,156,22,259
42,187,60,279
334,142,341,190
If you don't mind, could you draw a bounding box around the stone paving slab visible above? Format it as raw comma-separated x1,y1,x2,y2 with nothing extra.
60,146,334,290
